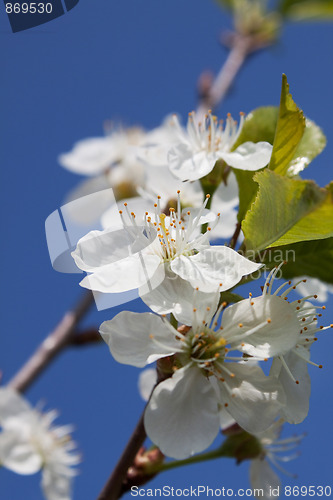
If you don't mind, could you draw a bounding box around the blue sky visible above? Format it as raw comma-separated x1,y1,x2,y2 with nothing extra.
1,1,333,499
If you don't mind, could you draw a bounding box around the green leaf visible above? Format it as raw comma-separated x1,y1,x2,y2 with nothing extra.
232,106,278,222
260,238,333,285
232,106,279,149
287,118,326,176
279,0,333,20
269,75,305,176
269,182,333,247
242,169,329,251
234,170,260,223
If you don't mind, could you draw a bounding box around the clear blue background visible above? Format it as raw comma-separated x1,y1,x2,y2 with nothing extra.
1,1,333,499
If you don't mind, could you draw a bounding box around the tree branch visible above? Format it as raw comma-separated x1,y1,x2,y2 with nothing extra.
197,31,271,118
8,290,95,393
97,408,147,500
97,359,175,500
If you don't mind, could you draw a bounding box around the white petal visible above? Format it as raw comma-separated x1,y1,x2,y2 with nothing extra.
42,467,72,500
100,311,180,368
0,431,42,474
0,388,32,424
168,145,217,181
219,141,272,171
171,247,262,293
79,253,162,294
63,176,114,227
210,208,238,240
211,171,239,210
218,407,236,431
222,295,300,358
250,458,281,499
144,366,220,458
216,364,284,434
138,368,157,402
137,116,180,168
140,265,219,325
270,348,311,424
59,137,120,175
72,226,146,272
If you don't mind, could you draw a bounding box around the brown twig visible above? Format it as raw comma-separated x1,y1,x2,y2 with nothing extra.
8,290,95,393
70,328,103,346
228,221,242,250
97,409,147,500
97,359,175,500
197,31,271,119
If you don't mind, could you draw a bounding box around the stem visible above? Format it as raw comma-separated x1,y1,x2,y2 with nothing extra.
8,290,95,393
197,34,252,118
97,409,147,500
197,32,271,118
229,221,242,249
149,446,226,475
70,328,103,346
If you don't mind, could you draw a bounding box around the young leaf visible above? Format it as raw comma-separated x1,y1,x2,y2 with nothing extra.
269,74,305,176
232,106,278,222
279,0,333,20
270,182,333,246
232,106,278,149
242,170,329,251
287,118,326,176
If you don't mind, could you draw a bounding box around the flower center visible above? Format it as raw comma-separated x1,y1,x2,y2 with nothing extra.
184,110,245,154
184,327,227,374
119,191,219,263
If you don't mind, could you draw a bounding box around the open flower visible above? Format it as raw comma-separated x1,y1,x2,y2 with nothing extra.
269,296,330,424
102,169,239,241
0,387,80,500
167,111,273,181
58,126,146,226
72,193,262,322
100,296,285,459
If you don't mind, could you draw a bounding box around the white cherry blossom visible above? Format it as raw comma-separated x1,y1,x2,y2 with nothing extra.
100,296,285,459
59,126,145,176
58,126,146,227
269,298,330,424
0,388,80,500
167,111,273,181
72,193,262,322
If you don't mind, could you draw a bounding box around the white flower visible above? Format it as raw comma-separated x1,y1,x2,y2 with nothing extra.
229,265,332,425
102,169,239,241
59,126,145,176
0,388,80,500
100,297,285,459
269,298,330,424
292,276,333,303
250,421,303,500
58,126,146,226
167,111,273,181
72,193,262,322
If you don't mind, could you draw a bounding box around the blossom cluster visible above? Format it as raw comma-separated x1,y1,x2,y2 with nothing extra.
2,108,331,500
64,110,330,495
